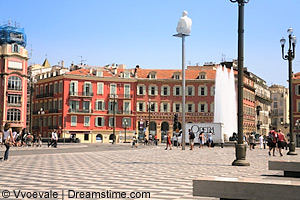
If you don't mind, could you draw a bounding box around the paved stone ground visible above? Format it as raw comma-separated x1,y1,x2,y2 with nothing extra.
0,143,300,200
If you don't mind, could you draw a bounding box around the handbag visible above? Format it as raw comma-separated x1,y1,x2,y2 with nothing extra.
4,137,13,147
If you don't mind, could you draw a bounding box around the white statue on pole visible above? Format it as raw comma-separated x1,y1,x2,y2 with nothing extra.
176,11,192,34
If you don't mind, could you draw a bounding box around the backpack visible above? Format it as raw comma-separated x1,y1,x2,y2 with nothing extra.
190,132,195,139
268,132,275,143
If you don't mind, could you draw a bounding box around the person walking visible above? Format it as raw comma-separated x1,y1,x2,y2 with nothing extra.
207,131,213,148
189,129,195,150
277,129,288,156
2,123,15,161
199,132,205,148
267,130,277,156
48,129,58,148
165,132,172,150
249,133,255,150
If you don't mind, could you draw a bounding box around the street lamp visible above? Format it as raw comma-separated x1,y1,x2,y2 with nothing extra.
123,119,128,143
147,99,151,140
295,120,300,148
281,27,297,155
174,11,192,150
230,0,250,166
37,108,45,137
111,94,118,144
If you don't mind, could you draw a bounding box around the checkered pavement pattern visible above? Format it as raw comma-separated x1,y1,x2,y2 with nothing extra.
0,144,299,200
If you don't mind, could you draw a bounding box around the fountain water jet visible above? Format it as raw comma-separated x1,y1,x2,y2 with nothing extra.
214,66,237,141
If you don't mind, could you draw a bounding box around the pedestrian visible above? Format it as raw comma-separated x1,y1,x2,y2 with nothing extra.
249,133,255,150
259,134,264,149
48,129,58,148
165,132,172,150
37,134,42,147
267,130,277,156
207,131,213,148
199,132,205,148
144,134,148,145
132,133,138,148
154,134,158,146
177,132,182,148
189,129,195,150
1,123,15,161
277,129,288,156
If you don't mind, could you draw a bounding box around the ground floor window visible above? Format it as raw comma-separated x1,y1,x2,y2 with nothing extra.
7,108,21,121
84,134,89,141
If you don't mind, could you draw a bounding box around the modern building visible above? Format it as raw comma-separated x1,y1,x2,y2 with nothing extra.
0,24,28,130
269,84,289,133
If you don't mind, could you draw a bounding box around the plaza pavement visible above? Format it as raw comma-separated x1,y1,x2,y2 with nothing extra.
0,143,300,200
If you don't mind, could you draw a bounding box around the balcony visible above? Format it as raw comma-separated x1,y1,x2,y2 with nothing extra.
108,94,132,99
69,109,93,113
107,110,132,115
49,109,58,113
69,92,93,97
7,102,22,107
36,93,54,99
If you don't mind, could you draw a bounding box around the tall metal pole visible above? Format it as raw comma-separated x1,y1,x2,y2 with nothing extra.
231,0,250,166
148,101,151,140
181,35,186,150
281,28,297,155
113,94,116,144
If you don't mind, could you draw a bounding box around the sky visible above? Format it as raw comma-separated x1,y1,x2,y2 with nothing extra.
1,0,299,87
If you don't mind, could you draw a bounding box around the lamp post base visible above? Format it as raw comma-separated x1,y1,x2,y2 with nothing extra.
232,144,250,166
287,142,298,155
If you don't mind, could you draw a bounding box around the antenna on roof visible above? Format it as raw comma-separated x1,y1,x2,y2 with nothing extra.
78,56,86,65
221,54,226,62
28,44,33,58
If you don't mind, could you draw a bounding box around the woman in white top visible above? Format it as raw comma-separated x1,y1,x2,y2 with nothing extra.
2,123,14,161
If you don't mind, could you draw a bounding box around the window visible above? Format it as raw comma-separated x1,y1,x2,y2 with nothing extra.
83,101,90,111
53,116,57,126
12,44,19,53
54,82,58,94
273,102,278,109
109,101,118,112
95,117,105,127
69,81,77,95
151,86,155,95
45,85,49,94
109,117,115,127
97,82,103,95
110,84,117,94
175,104,180,112
48,101,53,110
188,104,193,112
124,85,130,98
84,116,90,126
58,99,62,110
8,76,22,90
211,86,215,96
96,71,103,77
161,86,170,96
139,86,144,95
48,116,52,127
70,101,79,111
150,74,156,79
175,75,180,79
71,116,77,126
163,103,168,112
124,102,130,114
84,134,89,141
138,102,144,112
83,82,92,96
49,84,54,94
187,86,193,96
200,104,205,112
95,100,105,111
198,86,207,96
44,100,48,110
7,94,21,105
40,85,44,95
36,86,39,95
59,82,63,93
58,116,62,126
7,109,21,121
174,87,181,96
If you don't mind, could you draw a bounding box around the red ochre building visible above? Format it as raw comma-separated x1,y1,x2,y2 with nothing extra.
0,25,28,131
31,63,256,143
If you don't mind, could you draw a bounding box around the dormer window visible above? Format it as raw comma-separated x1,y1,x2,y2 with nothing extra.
199,72,206,79
173,72,181,80
96,71,103,77
148,71,157,79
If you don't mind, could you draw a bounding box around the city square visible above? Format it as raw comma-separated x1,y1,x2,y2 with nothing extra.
1,143,300,199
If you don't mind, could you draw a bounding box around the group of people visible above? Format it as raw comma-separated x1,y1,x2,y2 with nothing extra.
267,129,288,156
189,130,213,150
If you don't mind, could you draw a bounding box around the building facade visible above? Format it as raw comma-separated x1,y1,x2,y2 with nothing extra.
0,25,28,130
269,84,289,133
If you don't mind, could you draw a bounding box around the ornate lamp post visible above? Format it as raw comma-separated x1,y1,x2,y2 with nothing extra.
147,99,151,140
230,0,250,166
281,28,297,155
37,108,45,136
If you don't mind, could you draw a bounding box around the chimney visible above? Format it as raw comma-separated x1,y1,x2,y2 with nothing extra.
61,60,64,68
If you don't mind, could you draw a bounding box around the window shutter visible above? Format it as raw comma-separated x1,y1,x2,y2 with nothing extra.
95,101,99,110
211,86,215,96
143,102,146,112
180,103,182,112
101,117,105,126
167,86,170,96
155,86,158,95
204,86,207,96
173,86,176,96
173,103,176,112
296,85,299,95
211,103,214,113
167,103,170,112
136,102,139,111
148,86,151,95
95,117,98,126
160,103,164,112
205,103,208,112
185,104,188,112
75,82,78,93
161,86,164,95
155,102,158,112
102,101,105,110
143,85,146,95
198,86,201,96
192,104,195,112
180,86,182,96
198,103,200,112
